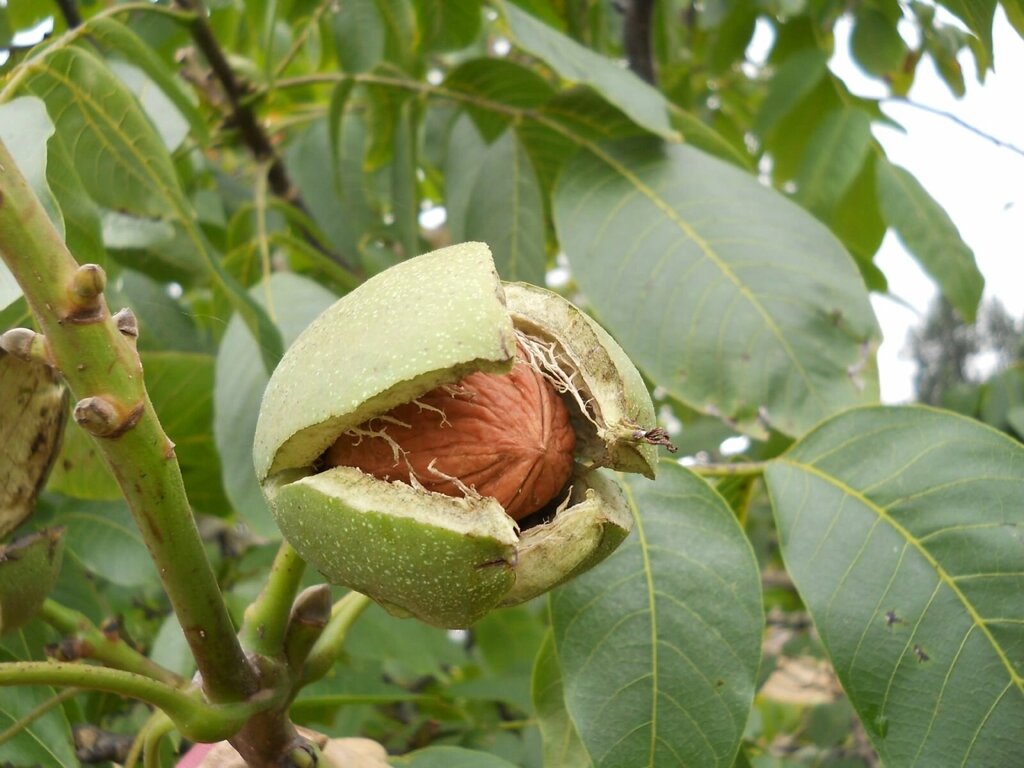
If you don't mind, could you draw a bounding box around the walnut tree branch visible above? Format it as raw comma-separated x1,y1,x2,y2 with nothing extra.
883,97,1024,158
0,136,255,705
55,0,83,29
621,0,657,85
172,0,358,273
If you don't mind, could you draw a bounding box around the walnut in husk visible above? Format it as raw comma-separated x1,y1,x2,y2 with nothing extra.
254,242,669,628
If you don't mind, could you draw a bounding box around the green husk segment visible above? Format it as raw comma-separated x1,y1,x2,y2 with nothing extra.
1,351,68,537
0,527,64,635
269,466,519,628
501,469,631,606
503,282,658,477
254,242,516,481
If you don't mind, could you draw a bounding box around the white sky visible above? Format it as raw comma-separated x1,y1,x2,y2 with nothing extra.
831,12,1024,402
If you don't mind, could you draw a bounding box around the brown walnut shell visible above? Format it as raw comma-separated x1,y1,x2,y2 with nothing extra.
324,348,576,521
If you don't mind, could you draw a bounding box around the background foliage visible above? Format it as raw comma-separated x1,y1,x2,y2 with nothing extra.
1,0,1022,765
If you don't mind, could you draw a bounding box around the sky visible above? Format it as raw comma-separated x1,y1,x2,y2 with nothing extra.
830,11,1024,402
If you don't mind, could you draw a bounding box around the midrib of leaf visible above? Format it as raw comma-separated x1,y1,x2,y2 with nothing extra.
622,480,659,768
23,56,202,260
575,142,825,412
0,707,66,766
778,456,1024,691
0,632,69,766
24,61,184,210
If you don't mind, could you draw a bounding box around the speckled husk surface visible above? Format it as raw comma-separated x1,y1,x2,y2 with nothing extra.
0,528,64,635
268,466,518,627
254,242,516,481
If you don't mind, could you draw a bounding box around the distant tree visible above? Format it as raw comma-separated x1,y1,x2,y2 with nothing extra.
909,296,1024,405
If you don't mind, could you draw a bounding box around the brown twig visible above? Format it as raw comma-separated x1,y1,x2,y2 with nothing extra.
172,0,359,273
55,0,83,29
884,97,1024,158
621,0,657,85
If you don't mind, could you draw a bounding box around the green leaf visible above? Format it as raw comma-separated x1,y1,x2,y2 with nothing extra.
829,153,887,291
1007,406,1024,440
344,603,468,680
150,614,195,677
445,113,490,243
413,0,482,52
754,48,829,138
45,132,105,268
107,60,190,152
336,0,415,71
19,45,282,371
764,406,1024,765
937,0,996,71
391,99,419,261
1003,0,1024,37
513,84,652,196
114,269,207,354
289,116,375,264
460,128,546,283
532,631,592,768
925,25,968,96
332,0,385,72
0,626,77,767
37,495,160,588
84,17,209,145
549,464,763,768
392,746,520,767
501,2,676,140
214,273,335,536
555,138,880,439
795,107,873,219
0,8,11,49
875,157,984,321
669,106,753,170
0,96,62,240
850,8,907,77
979,364,1024,434
443,58,555,142
144,352,231,517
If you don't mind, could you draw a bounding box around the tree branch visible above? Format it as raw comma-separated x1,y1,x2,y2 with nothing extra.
621,0,657,85
301,592,372,686
884,97,1024,158
688,461,765,477
172,0,358,273
54,0,83,29
0,662,261,743
40,600,186,688
239,541,306,658
0,136,255,705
